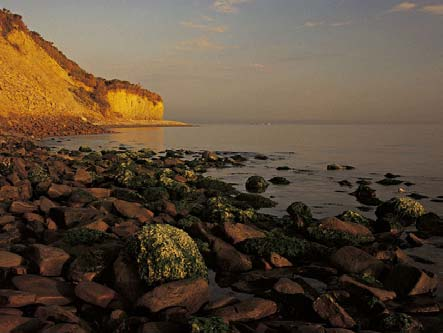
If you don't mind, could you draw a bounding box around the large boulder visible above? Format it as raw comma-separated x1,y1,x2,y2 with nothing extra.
330,246,385,277
129,224,207,286
136,277,208,314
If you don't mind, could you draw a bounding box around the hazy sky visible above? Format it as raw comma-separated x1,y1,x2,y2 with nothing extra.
2,0,443,123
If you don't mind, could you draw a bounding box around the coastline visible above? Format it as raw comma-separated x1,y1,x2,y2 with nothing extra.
0,132,442,332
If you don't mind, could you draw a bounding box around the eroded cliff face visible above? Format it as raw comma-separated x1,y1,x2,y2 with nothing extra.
0,9,163,123
107,90,164,120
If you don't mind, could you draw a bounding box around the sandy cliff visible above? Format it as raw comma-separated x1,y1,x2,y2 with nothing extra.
0,9,164,124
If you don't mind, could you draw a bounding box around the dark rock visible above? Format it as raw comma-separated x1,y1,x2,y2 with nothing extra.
0,251,23,268
49,207,100,227
0,289,36,307
416,213,443,236
330,246,384,277
313,294,356,329
269,177,290,185
213,238,253,272
384,264,438,297
245,176,269,193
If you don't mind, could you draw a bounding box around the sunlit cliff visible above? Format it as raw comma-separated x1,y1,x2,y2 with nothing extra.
0,9,164,123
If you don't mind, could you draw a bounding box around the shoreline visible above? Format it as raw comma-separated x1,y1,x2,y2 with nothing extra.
0,133,442,332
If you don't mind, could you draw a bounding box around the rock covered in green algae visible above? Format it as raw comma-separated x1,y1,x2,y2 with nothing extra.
287,202,313,228
235,193,277,209
378,313,423,333
201,196,257,224
375,197,425,230
62,228,110,246
128,224,208,287
238,229,328,263
337,210,372,229
189,316,230,333
245,176,269,193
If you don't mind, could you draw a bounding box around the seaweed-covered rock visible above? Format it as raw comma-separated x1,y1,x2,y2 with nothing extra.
195,177,237,195
129,224,208,286
238,230,326,263
189,316,230,333
307,217,374,247
62,228,110,246
245,176,269,193
378,313,423,333
337,210,372,229
375,197,425,231
287,202,312,228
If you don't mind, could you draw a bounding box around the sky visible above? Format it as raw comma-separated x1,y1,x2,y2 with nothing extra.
1,0,443,123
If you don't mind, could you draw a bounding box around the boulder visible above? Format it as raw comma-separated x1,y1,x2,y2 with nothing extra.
28,244,70,276
74,281,116,308
416,213,443,236
0,315,41,333
48,184,72,199
49,207,100,227
113,199,153,223
384,264,438,297
12,275,73,305
211,298,277,323
0,251,23,268
313,294,356,329
113,254,145,304
222,222,266,245
330,246,384,277
0,289,36,307
136,277,209,314
34,305,80,324
273,278,304,295
9,201,37,214
73,169,93,184
339,275,396,301
213,238,252,272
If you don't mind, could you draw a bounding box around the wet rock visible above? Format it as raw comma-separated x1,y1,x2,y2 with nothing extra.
113,254,145,304
140,322,183,333
49,207,100,227
384,264,438,297
255,154,268,160
339,275,396,301
273,278,304,295
73,169,93,184
269,252,293,268
287,202,313,228
211,298,277,323
75,281,116,308
34,305,80,324
12,275,73,305
113,199,153,223
40,323,88,333
0,251,23,268
213,237,253,272
28,244,70,276
308,217,374,247
377,178,403,186
0,289,36,307
222,222,266,245
48,184,73,199
269,177,290,185
202,151,219,162
313,294,356,329
338,180,352,187
0,315,41,333
375,197,425,231
330,246,384,277
327,164,354,171
9,201,37,214
235,193,277,209
245,176,269,193
416,213,443,236
352,184,381,206
136,277,208,314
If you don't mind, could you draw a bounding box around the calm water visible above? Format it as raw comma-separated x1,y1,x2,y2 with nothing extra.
42,123,443,217
42,123,443,294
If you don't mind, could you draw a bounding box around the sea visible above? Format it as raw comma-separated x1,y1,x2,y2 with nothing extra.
41,123,443,291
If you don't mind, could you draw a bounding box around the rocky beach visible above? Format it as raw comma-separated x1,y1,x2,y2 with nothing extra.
0,132,442,333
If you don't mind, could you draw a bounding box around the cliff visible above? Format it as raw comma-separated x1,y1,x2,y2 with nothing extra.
0,9,164,124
